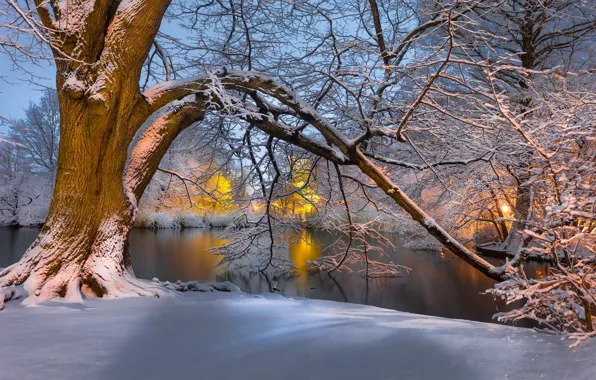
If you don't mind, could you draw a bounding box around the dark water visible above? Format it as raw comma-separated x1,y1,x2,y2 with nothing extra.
0,227,547,324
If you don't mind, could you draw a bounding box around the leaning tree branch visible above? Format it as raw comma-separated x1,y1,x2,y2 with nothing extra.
126,94,206,203
141,69,517,281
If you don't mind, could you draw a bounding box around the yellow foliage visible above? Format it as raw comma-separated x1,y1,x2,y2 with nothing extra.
194,173,235,214
272,157,321,219
156,166,237,216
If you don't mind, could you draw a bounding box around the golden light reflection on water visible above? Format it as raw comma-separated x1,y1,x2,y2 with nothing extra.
131,228,549,287
169,232,224,280
289,230,321,268
130,230,229,282
288,231,322,287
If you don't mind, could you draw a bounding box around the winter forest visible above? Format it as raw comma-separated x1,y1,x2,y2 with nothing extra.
0,0,595,378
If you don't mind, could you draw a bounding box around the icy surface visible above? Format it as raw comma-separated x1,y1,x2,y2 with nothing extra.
0,292,594,380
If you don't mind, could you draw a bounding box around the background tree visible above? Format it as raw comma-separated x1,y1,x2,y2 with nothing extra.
0,140,31,224
488,72,596,343
454,0,596,252
4,89,60,172
0,90,58,226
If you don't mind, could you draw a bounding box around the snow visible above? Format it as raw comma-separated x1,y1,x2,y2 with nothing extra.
143,77,201,106
62,74,86,97
1,291,594,380
134,211,208,229
0,172,53,227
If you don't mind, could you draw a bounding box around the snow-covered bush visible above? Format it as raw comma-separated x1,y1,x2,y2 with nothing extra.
488,203,596,346
177,213,208,228
487,74,596,346
135,211,180,229
204,214,241,228
0,172,53,226
134,210,208,229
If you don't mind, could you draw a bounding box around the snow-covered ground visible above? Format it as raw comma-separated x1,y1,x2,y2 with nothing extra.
1,291,594,380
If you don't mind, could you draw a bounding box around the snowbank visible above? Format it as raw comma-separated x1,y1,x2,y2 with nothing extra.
0,291,593,380
134,210,243,229
134,211,208,229
154,278,241,293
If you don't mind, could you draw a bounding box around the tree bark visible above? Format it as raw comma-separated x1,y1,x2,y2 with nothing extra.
1,89,133,300
502,173,532,254
0,80,208,308
0,0,193,307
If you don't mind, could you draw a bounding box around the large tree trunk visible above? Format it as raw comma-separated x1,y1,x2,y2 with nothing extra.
0,84,205,307
1,88,154,304
0,0,210,309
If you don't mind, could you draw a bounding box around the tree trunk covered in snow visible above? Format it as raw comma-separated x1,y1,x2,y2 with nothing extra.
0,82,207,303
1,89,139,301
0,0,207,305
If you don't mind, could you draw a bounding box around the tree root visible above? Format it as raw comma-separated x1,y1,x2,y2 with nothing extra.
0,264,240,310
0,216,239,310
0,286,26,310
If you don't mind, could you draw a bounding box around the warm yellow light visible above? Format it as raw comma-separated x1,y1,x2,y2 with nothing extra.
501,204,511,214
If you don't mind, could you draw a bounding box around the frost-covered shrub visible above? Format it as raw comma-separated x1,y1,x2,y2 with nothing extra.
0,172,53,226
177,213,207,228
135,211,180,229
488,195,596,347
134,210,208,229
205,214,244,228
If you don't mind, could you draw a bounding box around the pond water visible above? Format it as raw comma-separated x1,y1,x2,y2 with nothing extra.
0,227,547,324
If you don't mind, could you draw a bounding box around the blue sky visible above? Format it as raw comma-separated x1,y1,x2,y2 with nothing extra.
0,54,55,133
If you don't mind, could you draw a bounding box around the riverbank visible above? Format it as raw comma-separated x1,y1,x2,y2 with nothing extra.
1,290,593,380
0,212,230,229
1,211,443,252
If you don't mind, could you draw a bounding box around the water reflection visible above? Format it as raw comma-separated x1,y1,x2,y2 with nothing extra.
129,229,225,282
289,231,321,289
289,230,321,269
0,227,547,324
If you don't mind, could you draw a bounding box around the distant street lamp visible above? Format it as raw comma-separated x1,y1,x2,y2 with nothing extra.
501,204,511,215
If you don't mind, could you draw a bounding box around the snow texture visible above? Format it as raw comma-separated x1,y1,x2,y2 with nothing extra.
0,291,594,380
134,211,202,229
0,173,53,227
153,277,240,293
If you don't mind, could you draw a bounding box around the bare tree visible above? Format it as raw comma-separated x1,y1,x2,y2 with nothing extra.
3,89,60,172
0,139,29,177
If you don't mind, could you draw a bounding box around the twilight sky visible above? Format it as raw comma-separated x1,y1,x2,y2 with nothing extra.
0,54,55,133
